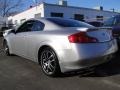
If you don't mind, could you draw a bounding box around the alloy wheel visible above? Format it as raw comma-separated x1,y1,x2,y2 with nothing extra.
4,42,10,55
41,49,56,75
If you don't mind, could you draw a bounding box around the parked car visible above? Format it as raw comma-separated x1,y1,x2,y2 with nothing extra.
87,21,103,27
3,18,118,76
0,27,9,37
103,15,120,45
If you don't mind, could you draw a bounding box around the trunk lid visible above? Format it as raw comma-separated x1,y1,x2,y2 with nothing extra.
86,28,113,42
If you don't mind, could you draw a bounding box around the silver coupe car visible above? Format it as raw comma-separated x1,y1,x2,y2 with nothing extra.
3,18,118,76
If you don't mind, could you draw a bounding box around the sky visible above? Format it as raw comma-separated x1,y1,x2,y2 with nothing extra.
23,0,120,12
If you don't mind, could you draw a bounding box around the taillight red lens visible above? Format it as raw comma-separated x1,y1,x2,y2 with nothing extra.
68,32,98,43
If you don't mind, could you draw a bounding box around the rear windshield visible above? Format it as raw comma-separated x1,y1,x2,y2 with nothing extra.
47,18,94,28
88,22,102,27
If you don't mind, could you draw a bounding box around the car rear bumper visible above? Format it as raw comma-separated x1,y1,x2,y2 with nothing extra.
60,54,114,73
58,39,118,73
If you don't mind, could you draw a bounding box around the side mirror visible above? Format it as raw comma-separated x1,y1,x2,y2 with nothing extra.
3,29,16,37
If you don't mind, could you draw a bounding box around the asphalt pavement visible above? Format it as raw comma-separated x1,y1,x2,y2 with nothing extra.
0,37,120,90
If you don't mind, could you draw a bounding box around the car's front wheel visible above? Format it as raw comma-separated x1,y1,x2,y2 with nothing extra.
3,41,11,56
39,47,61,77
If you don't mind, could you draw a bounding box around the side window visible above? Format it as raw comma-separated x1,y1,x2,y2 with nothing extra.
103,17,115,26
16,21,34,33
32,21,45,31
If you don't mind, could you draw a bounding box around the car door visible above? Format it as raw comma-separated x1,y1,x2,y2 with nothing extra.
14,21,34,58
26,20,45,61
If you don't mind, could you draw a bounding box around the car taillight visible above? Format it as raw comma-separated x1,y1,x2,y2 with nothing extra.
68,32,98,43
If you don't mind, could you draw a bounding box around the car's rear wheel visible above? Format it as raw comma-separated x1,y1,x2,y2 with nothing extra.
40,47,61,77
3,41,11,56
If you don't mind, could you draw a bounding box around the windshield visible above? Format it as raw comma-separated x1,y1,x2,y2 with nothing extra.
103,17,114,27
47,18,94,28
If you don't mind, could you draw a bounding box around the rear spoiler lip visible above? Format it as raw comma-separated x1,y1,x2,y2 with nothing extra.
87,27,112,32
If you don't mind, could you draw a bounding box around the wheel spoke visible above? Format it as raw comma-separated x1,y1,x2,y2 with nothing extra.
43,63,49,73
48,65,53,72
49,63,54,70
43,53,47,59
46,51,49,59
43,64,46,70
48,54,54,60
46,65,49,73
42,59,46,63
50,59,55,63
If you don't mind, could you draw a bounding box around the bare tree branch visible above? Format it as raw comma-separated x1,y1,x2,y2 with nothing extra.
0,0,23,17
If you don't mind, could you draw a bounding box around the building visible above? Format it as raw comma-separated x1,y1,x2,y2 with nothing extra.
8,1,120,27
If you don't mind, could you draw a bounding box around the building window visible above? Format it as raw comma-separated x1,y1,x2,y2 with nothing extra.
96,16,103,21
35,13,41,19
51,12,63,17
20,19,26,24
74,14,84,21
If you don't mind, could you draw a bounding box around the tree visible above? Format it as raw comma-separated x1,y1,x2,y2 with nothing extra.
0,0,23,17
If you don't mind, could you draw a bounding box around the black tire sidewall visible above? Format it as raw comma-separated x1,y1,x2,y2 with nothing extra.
40,47,61,77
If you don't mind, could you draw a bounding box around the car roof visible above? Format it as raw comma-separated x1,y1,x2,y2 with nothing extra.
28,17,64,30
29,17,66,21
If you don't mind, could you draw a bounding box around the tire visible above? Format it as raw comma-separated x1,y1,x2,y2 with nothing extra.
3,41,11,56
39,47,61,77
